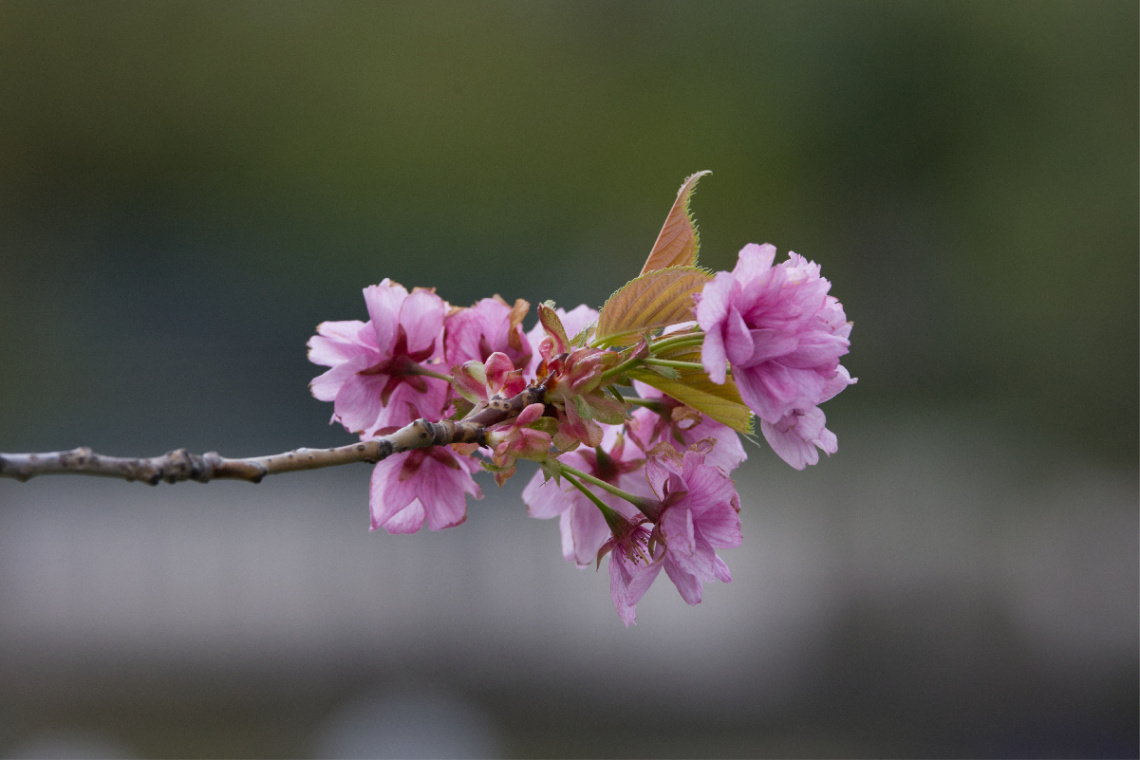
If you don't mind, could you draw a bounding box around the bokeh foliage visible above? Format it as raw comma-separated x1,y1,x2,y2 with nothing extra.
0,1,1135,463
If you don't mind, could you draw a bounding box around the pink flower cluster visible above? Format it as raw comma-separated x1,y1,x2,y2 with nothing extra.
587,440,743,627
307,242,852,625
309,281,530,533
521,373,748,625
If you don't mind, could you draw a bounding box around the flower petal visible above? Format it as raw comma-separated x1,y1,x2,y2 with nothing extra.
694,501,743,549
335,372,388,434
609,550,662,627
733,243,777,281
307,320,371,366
401,288,446,355
722,307,754,367
368,449,478,534
363,279,407,351
567,498,611,567
662,555,704,606
522,471,573,519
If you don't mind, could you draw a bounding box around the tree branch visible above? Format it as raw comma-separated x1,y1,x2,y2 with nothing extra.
0,386,546,485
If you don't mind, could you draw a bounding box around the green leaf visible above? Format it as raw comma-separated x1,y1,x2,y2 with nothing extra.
644,364,681,380
528,416,560,436
627,347,753,434
449,397,476,420
568,322,595,347
639,171,711,276
539,459,562,484
586,392,632,425
594,267,712,348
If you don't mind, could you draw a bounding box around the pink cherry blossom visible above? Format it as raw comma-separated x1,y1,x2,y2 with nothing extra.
599,515,661,627
522,430,650,568
369,446,482,534
444,296,532,369
759,366,852,470
309,279,450,438
644,441,742,606
695,244,854,467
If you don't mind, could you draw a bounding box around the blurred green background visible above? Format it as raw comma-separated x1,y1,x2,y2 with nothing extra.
0,2,1136,758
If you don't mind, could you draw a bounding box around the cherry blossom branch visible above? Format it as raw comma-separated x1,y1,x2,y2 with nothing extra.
0,386,546,486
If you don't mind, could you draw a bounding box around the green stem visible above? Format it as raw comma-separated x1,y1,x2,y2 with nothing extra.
599,352,705,385
643,358,705,371
407,364,455,383
621,396,666,412
648,332,705,354
560,471,621,523
598,356,642,384
559,463,651,512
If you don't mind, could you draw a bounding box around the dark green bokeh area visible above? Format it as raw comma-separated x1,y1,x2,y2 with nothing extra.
0,2,1136,758
2,0,1135,459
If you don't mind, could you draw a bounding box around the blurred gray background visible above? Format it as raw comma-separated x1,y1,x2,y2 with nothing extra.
0,2,1136,757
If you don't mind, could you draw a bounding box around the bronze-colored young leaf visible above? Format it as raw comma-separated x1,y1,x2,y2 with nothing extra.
639,170,711,276
594,267,711,348
627,348,753,434
537,301,569,352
